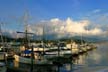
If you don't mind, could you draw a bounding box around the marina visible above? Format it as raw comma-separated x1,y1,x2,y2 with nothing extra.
0,12,98,72
0,15,98,71
0,0,108,72
0,40,97,72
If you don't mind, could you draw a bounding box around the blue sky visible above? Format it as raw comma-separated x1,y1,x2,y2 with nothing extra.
0,0,108,38
0,0,108,20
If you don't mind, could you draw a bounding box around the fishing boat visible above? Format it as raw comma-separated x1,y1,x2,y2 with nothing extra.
13,13,52,65
14,43,52,64
14,27,52,64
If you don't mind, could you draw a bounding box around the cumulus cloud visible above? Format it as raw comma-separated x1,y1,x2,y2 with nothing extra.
2,30,24,38
28,17,104,39
1,17,105,39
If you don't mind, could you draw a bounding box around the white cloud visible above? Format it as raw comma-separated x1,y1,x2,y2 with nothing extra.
92,9,101,14
1,17,107,38
2,17,105,39
84,9,101,18
88,28,103,35
28,17,104,38
50,18,60,22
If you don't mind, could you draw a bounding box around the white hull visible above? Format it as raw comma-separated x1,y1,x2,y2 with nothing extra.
14,55,51,64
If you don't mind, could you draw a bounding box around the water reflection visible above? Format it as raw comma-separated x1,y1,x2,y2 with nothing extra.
60,64,72,72
71,42,108,72
76,53,87,65
14,60,19,67
87,50,101,65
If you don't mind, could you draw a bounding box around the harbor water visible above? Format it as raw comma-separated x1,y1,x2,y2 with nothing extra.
4,42,108,72
71,42,108,72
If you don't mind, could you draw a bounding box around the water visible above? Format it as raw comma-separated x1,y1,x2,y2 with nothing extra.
71,42,108,72
4,42,108,72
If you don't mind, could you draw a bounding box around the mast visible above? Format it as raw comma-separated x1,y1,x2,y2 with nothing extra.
25,27,29,49
17,11,31,49
42,25,45,55
0,22,5,51
81,31,83,45
58,40,60,57
0,22,8,65
24,12,29,49
71,39,73,54
17,11,34,72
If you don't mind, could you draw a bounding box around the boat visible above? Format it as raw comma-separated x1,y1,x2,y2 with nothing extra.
14,43,52,64
13,13,52,65
14,54,50,64
14,29,52,64
66,41,79,55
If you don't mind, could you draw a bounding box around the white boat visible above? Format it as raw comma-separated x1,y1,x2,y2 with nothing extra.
14,33,52,64
66,42,79,54
14,54,51,64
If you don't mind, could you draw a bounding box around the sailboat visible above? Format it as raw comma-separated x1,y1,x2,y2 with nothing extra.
14,12,52,64
14,41,50,64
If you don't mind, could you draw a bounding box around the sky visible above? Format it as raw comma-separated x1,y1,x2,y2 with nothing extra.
0,0,108,39
0,0,108,20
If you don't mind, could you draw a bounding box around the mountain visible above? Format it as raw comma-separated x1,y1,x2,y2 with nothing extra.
0,33,108,43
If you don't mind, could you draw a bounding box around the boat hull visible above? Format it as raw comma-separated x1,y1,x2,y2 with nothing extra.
14,55,51,64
